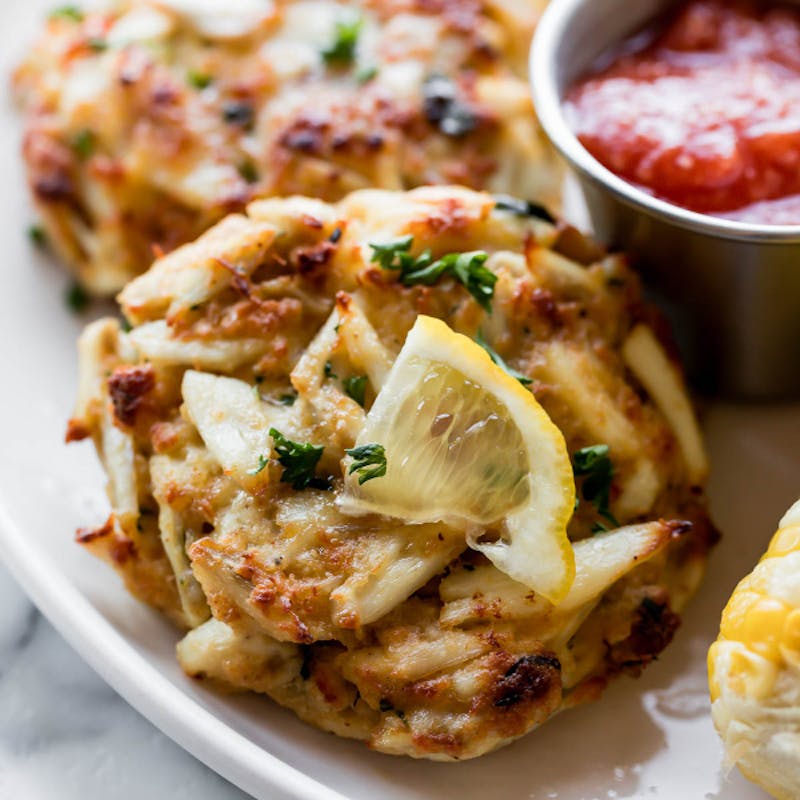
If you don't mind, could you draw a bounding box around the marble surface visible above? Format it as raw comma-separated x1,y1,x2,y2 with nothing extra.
0,561,250,800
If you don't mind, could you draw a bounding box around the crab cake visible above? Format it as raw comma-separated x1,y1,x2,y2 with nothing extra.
68,187,717,760
14,0,556,295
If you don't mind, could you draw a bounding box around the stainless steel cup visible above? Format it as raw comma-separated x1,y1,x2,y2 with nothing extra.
530,0,800,399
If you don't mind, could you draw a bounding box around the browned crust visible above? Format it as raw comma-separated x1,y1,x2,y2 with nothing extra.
608,596,682,674
108,365,156,427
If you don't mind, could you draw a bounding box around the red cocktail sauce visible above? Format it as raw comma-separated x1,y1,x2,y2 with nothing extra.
565,0,800,224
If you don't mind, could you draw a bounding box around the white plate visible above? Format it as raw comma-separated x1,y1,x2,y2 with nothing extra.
0,4,797,798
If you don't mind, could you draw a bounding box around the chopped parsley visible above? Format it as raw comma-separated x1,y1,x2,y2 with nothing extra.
71,128,95,160
278,393,297,406
237,160,259,184
356,65,378,84
369,235,415,270
346,443,387,485
343,375,368,406
321,16,362,66
120,316,133,333
369,236,496,312
324,361,338,380
65,280,89,313
422,74,478,137
572,444,619,531
187,70,213,90
247,454,269,476
28,224,47,248
493,194,556,225
86,37,107,52
269,428,328,490
49,6,83,22
444,252,497,313
475,331,532,385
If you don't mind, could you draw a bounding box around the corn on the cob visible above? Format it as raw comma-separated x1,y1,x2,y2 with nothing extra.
709,499,800,800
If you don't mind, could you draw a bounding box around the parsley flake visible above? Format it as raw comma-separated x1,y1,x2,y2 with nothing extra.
343,375,368,406
278,393,297,406
187,70,213,90
475,331,531,385
237,160,259,184
356,65,378,84
324,361,338,380
248,454,269,476
321,16,362,66
49,6,83,22
71,128,95,160
28,224,47,248
439,251,496,312
346,443,387,485
369,236,496,311
369,235,414,270
572,444,619,531
86,37,107,51
269,428,328,490
65,280,89,313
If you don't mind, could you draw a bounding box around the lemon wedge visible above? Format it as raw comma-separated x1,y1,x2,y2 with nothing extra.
339,315,576,603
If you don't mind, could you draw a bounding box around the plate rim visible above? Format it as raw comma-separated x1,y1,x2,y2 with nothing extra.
0,501,351,800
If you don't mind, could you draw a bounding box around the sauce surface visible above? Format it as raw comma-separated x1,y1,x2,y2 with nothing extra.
565,0,800,224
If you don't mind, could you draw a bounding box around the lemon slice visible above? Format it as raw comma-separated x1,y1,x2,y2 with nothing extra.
340,315,576,603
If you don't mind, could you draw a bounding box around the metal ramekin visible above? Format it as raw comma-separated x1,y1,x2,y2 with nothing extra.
530,0,800,399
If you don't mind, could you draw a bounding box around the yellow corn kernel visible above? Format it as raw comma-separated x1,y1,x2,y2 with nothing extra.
708,642,722,701
720,590,790,662
709,640,779,702
727,646,779,701
765,524,800,560
780,608,800,670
